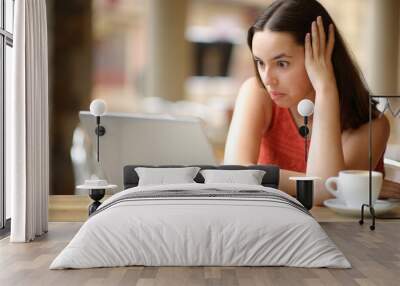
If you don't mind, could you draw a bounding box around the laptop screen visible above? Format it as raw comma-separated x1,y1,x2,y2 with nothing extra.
76,111,217,191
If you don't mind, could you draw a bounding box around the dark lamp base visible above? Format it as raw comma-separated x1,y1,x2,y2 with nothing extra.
296,180,314,210
88,189,105,215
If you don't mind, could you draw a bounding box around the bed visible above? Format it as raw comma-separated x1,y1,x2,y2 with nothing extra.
50,165,350,269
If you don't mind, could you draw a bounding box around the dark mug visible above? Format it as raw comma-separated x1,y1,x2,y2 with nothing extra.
296,180,314,210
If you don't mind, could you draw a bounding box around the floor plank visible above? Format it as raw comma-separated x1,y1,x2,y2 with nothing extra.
1,221,400,286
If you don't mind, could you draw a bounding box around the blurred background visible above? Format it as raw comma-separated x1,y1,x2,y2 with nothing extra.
45,0,400,195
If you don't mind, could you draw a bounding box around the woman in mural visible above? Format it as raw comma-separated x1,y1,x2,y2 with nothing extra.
224,0,390,205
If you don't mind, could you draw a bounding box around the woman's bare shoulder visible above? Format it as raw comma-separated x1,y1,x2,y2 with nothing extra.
343,114,390,141
239,77,269,98
224,78,272,164
235,77,272,129
237,77,272,114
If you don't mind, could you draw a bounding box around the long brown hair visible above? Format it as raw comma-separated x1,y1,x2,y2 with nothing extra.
247,0,378,131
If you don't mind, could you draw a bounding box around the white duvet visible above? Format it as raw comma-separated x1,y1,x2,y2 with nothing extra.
50,183,351,269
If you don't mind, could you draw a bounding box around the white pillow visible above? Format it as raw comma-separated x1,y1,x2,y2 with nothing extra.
135,167,200,186
200,169,266,185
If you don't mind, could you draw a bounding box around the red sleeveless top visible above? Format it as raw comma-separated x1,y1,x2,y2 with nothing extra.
257,102,384,173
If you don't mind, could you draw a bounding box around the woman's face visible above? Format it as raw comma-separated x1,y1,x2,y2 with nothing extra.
252,29,314,108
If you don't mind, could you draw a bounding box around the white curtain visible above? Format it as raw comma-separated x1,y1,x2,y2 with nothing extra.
9,0,49,242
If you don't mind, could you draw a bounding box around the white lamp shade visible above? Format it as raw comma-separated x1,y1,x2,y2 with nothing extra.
90,99,107,116
297,99,314,117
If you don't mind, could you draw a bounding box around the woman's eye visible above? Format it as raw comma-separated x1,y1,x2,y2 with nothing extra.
277,61,289,68
256,59,265,68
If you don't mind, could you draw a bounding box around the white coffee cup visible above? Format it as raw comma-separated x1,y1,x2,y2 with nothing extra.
325,170,383,208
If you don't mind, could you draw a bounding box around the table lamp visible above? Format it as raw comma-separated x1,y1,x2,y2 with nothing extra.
77,99,117,215
289,99,319,210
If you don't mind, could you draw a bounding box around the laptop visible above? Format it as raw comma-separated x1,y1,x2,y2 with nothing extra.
77,111,217,191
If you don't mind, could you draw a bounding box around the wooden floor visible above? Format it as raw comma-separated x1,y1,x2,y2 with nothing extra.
1,191,400,286
1,220,400,285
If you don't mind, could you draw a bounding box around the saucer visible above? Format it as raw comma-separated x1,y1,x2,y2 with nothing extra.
323,199,398,216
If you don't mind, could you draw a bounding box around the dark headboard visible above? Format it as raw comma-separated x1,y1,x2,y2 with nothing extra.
123,165,280,189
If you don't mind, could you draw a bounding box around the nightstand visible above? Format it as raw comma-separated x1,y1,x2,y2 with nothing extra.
76,183,117,215
289,176,320,210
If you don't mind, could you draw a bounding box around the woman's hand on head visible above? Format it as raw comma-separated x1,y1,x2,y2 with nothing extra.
304,16,336,93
